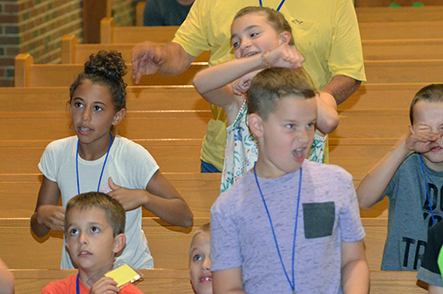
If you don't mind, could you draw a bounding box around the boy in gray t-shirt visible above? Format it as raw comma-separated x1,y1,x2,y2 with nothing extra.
357,84,443,271
210,68,369,294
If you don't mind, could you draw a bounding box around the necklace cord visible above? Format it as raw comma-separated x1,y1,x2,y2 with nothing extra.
419,154,436,226
253,166,302,292
76,132,113,194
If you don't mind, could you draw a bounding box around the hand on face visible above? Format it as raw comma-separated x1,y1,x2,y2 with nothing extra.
406,130,442,153
37,205,66,231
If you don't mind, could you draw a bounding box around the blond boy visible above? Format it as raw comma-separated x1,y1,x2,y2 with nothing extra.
41,192,143,294
357,84,443,271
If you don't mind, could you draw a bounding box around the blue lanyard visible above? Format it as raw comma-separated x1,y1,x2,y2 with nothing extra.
76,273,80,294
259,0,286,11
254,166,301,294
76,132,113,195
419,154,436,226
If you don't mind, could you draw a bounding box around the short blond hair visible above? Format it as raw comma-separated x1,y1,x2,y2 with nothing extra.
189,223,210,255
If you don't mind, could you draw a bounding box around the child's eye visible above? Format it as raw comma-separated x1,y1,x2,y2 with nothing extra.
93,106,103,111
232,41,240,49
69,228,78,236
74,102,83,108
250,32,259,38
307,122,316,129
193,254,202,262
286,124,295,129
91,226,100,233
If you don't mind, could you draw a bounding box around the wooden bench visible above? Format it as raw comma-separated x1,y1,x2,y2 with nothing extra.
356,5,443,22
359,20,443,40
101,17,179,44
12,268,194,294
16,53,443,87
14,54,207,87
362,39,443,60
11,268,426,294
0,217,390,271
0,83,425,113
61,34,210,64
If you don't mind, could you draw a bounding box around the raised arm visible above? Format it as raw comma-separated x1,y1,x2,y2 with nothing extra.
132,41,196,83
193,43,304,121
357,131,441,209
0,258,14,294
108,170,193,228
341,240,369,294
213,267,247,294
31,176,64,238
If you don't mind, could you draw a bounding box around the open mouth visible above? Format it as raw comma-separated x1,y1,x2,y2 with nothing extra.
244,51,260,58
199,276,212,283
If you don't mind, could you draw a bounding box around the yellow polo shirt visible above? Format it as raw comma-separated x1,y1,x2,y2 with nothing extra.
173,0,366,171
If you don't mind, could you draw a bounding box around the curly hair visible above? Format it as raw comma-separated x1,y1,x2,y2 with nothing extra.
69,50,127,111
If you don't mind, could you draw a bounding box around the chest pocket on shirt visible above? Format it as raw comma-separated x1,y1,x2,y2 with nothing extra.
289,18,320,53
303,202,335,239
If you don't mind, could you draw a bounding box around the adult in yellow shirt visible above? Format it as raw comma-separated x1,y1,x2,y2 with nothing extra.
133,0,366,172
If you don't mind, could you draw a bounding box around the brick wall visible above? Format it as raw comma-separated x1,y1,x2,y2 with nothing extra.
0,0,20,87
0,0,138,87
112,0,138,26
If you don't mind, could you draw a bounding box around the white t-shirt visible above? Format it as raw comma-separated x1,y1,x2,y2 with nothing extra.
39,135,159,269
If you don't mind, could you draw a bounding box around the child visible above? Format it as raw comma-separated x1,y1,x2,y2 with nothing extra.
189,223,212,294
417,220,443,293
31,50,193,269
193,6,339,193
357,84,443,271
210,68,369,293
41,192,143,293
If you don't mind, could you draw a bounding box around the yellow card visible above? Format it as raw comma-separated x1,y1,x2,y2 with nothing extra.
105,264,141,288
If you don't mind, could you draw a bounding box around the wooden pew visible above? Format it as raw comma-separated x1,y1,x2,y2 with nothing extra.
62,33,443,62
102,15,443,42
14,54,207,87
0,83,425,113
356,5,443,22
12,268,194,294
16,53,443,87
0,217,390,271
0,86,208,112
101,17,179,44
362,39,443,60
13,268,426,294
359,20,443,40
0,108,409,142
61,35,210,64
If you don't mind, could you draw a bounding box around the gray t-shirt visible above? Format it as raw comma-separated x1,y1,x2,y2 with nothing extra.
211,160,365,294
382,153,443,271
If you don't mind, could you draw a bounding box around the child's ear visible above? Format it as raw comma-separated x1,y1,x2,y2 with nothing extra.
249,113,264,138
113,234,127,254
409,125,415,134
112,108,126,126
279,31,292,45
